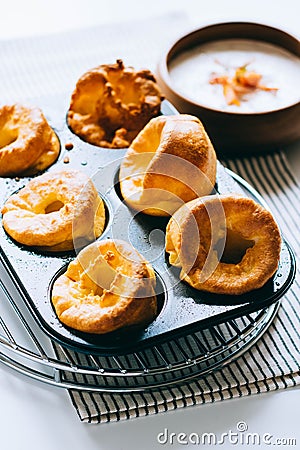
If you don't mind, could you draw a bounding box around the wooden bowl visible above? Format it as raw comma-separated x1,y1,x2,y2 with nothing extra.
156,22,300,156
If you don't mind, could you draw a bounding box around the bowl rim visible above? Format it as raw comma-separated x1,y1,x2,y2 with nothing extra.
158,20,300,117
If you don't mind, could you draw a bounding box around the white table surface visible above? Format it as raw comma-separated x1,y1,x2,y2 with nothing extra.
0,1,299,449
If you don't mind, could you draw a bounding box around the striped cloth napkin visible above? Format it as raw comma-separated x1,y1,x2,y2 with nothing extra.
0,12,299,423
65,150,300,423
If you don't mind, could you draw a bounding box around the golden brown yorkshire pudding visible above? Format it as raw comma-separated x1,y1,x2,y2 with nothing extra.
67,59,164,149
119,114,217,216
51,239,157,334
0,104,60,177
1,170,105,252
166,194,281,295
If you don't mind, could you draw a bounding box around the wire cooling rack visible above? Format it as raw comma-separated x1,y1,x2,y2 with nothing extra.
0,268,279,392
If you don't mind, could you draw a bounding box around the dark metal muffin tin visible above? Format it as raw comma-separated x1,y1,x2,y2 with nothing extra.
0,99,296,355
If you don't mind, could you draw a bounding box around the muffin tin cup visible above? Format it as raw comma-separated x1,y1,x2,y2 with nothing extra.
0,99,296,355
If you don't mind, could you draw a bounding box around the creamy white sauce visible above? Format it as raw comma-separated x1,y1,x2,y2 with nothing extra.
169,39,300,113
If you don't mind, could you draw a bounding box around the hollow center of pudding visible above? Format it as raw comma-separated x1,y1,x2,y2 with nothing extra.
219,228,255,264
0,128,18,149
45,200,64,214
121,130,162,192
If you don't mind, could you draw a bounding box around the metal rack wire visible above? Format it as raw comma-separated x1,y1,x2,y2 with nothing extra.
0,274,279,392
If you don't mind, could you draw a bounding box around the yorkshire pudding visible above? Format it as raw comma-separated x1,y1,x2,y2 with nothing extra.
0,104,60,177
166,194,281,295
51,239,157,334
67,59,163,149
119,114,217,216
1,170,105,252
